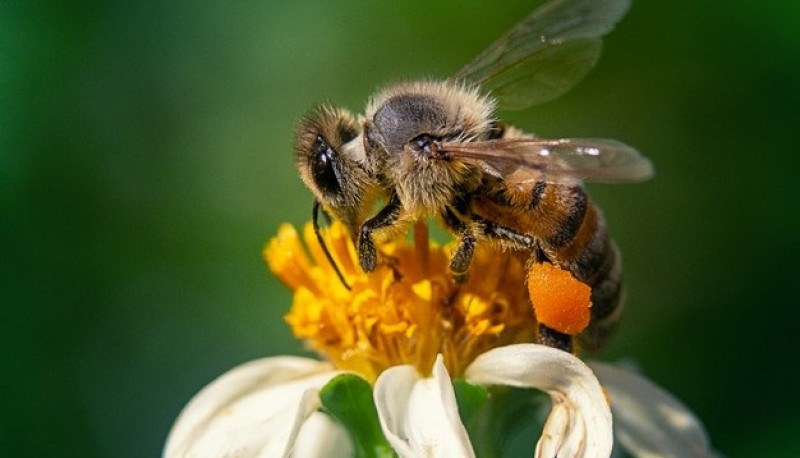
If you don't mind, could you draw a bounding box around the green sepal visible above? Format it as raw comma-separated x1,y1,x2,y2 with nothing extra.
454,379,545,458
319,374,396,458
453,379,489,426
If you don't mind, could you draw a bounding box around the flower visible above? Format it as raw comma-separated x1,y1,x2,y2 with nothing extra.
164,220,717,457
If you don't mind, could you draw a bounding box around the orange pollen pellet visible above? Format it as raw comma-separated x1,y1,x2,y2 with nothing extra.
528,263,592,335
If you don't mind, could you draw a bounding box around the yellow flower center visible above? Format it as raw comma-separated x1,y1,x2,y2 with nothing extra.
264,220,540,382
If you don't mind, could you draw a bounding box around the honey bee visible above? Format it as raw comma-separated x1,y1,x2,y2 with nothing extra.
294,0,652,352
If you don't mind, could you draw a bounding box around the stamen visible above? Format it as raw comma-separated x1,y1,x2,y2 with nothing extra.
266,220,591,382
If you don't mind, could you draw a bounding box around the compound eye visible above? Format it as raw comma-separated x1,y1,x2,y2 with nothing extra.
311,135,341,196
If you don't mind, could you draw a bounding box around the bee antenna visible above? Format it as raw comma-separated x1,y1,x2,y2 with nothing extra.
312,200,351,290
320,206,333,225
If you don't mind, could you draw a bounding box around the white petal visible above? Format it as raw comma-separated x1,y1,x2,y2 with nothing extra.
590,362,716,458
535,402,568,457
464,344,613,458
291,409,354,457
374,355,475,458
164,356,347,458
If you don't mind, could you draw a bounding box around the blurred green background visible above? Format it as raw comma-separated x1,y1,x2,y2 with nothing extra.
3,0,798,456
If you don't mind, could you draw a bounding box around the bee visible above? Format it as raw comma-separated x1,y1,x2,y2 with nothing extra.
294,0,653,352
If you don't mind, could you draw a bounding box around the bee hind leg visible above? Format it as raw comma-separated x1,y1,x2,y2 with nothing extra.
537,324,574,353
477,223,577,353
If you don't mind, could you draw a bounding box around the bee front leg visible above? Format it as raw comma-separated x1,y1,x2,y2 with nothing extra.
358,193,403,272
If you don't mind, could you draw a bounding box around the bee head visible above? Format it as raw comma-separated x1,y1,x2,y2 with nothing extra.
295,104,374,236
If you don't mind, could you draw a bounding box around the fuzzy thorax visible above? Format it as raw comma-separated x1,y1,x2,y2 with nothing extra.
363,80,496,217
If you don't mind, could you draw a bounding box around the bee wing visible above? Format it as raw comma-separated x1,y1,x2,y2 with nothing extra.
439,138,654,183
451,0,631,110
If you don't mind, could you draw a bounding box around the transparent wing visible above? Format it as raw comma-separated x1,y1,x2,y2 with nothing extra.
451,0,631,110
438,138,654,183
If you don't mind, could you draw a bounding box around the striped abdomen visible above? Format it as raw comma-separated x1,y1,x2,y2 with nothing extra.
472,178,623,351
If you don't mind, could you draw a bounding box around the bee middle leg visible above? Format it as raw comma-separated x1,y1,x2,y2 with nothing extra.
442,206,476,282
443,210,539,280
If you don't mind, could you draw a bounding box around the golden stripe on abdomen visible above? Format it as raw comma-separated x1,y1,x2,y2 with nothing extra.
547,186,588,248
